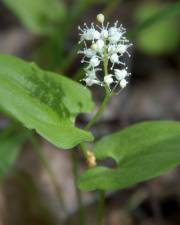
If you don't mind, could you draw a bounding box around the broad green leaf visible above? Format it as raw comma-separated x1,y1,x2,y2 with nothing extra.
2,0,66,34
132,2,180,54
79,121,180,191
0,128,27,178
0,54,94,149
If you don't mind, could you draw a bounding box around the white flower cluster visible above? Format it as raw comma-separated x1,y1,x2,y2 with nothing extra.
78,13,132,92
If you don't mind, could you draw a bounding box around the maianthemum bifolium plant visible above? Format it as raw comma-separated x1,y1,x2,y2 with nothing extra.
0,9,180,225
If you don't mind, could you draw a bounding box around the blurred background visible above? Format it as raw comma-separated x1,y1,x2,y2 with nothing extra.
0,0,180,224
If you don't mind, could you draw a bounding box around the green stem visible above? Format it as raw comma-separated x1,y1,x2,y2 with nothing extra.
79,142,89,159
71,151,86,225
84,87,111,131
96,191,105,225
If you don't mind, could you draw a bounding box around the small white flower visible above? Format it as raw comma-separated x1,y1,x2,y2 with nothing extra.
88,56,100,68
110,53,119,64
117,44,132,57
101,29,109,39
114,69,128,80
83,77,100,86
79,26,100,42
78,48,95,58
108,25,124,44
120,79,128,88
108,45,117,54
110,53,124,69
108,27,119,36
83,29,95,41
117,44,127,54
85,70,97,79
109,32,122,44
104,74,114,88
96,39,105,53
85,49,95,58
93,30,101,40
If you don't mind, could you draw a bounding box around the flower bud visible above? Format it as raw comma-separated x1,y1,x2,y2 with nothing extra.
97,13,105,23
91,43,97,51
86,150,96,167
101,29,108,39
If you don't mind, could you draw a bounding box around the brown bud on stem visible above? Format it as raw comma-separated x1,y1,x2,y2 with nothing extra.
86,150,97,168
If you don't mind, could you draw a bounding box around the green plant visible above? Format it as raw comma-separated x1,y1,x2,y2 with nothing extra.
1,1,180,225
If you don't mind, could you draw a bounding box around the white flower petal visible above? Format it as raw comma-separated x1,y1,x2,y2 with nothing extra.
96,39,105,53
110,53,119,64
114,69,128,80
89,56,100,68
104,74,114,87
120,79,128,88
